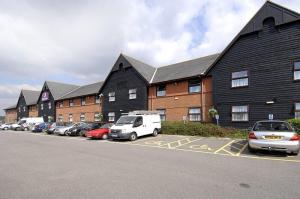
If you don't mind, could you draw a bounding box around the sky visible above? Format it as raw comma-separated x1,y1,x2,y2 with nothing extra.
0,0,300,115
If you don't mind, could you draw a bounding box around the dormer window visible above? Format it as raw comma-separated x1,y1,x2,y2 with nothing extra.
119,63,124,71
294,61,300,80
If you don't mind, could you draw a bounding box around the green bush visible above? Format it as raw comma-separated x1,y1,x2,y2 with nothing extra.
287,118,300,134
161,121,247,139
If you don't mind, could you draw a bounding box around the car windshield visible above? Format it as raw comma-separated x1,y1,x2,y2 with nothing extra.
253,121,293,132
100,123,113,129
116,116,137,125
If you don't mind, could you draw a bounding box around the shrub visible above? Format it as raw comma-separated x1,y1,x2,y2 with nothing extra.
161,121,247,139
287,118,300,134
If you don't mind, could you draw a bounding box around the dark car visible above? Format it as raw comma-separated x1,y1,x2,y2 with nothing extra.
32,122,50,133
46,123,57,134
66,122,90,136
78,122,102,137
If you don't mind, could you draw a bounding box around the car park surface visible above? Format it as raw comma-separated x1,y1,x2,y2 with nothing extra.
0,130,300,199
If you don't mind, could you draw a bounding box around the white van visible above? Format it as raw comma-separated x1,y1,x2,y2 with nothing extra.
109,111,161,141
11,117,44,131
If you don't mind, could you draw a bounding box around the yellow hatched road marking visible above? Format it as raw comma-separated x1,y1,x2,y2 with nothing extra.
236,143,248,156
214,140,235,154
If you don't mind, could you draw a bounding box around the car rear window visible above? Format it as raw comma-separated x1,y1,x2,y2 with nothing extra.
253,122,293,132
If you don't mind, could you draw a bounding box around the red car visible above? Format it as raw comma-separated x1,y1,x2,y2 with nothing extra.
85,123,113,139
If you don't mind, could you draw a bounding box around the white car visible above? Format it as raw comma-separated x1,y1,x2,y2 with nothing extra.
109,111,161,141
54,123,75,135
0,123,11,130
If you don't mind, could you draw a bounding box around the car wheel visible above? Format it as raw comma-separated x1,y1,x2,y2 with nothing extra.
129,133,137,141
102,134,108,140
4,127,8,130
24,127,28,131
153,129,158,137
247,144,255,153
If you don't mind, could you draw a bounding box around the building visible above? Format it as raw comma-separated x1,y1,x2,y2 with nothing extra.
149,54,219,122
99,54,156,122
37,81,80,122
16,90,40,120
3,105,17,123
56,82,103,123
207,1,300,128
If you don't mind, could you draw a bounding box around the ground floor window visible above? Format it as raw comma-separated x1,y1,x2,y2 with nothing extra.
69,114,73,122
232,105,249,121
80,113,85,122
108,112,115,122
295,103,300,118
58,115,63,122
94,112,101,122
157,109,166,121
188,108,201,122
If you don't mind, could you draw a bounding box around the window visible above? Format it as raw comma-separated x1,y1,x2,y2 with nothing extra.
58,114,63,122
41,104,44,110
188,108,201,122
108,112,115,122
157,109,166,121
109,92,115,102
156,85,166,97
69,114,73,122
81,97,86,106
95,95,100,104
18,107,21,112
294,61,300,80
23,106,26,112
231,70,249,88
94,112,101,122
232,105,249,121
69,99,74,107
189,79,201,93
48,102,51,109
129,89,137,99
59,101,63,108
80,113,85,122
295,103,300,118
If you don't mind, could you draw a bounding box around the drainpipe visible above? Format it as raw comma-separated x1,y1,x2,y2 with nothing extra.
201,77,204,122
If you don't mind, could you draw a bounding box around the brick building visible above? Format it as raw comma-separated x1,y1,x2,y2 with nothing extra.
56,82,103,123
149,54,218,122
4,105,17,123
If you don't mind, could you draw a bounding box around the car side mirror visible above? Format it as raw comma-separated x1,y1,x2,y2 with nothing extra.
247,127,252,131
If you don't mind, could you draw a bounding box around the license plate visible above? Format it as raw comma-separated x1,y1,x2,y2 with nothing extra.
265,135,282,140
111,134,118,137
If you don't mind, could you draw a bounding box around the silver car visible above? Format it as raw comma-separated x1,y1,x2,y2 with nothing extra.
248,120,300,155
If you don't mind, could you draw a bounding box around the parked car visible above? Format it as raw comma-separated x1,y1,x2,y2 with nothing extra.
0,123,12,130
85,123,114,139
66,122,90,136
79,122,102,137
248,120,300,155
11,117,44,131
54,123,75,135
46,123,57,134
109,111,161,141
32,122,50,133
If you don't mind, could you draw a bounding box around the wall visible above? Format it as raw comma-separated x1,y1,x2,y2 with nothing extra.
38,87,56,122
28,105,38,117
17,93,29,120
56,95,101,123
148,77,213,122
5,109,17,123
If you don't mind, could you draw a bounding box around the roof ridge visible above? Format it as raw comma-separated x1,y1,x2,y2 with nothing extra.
45,80,80,87
150,68,158,84
267,0,300,16
122,53,156,69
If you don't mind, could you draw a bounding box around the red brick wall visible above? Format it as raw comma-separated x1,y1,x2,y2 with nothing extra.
56,95,102,123
5,109,17,123
148,77,213,122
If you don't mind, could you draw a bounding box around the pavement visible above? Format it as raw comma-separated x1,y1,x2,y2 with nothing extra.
0,130,300,199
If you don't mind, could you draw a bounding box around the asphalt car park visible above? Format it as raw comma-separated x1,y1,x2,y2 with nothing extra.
1,130,300,199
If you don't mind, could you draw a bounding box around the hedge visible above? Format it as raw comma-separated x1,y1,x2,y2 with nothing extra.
161,121,247,139
287,118,300,134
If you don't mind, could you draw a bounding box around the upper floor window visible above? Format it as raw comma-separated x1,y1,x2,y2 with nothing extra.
188,108,201,122
295,103,300,119
48,102,51,110
81,97,86,106
41,104,44,110
69,114,73,122
59,101,63,108
80,113,85,122
129,89,137,100
109,92,115,102
18,107,21,112
58,114,63,122
156,85,166,97
189,79,201,93
95,95,100,104
69,99,74,107
157,109,166,121
232,105,249,122
108,112,115,122
23,106,26,112
231,70,248,88
294,61,300,80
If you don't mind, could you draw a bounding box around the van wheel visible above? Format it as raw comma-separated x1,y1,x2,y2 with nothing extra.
102,134,108,140
153,129,158,137
4,127,8,130
129,133,137,141
24,127,28,131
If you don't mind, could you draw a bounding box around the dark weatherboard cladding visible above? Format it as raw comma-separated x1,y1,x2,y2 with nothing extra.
100,54,155,122
208,1,300,128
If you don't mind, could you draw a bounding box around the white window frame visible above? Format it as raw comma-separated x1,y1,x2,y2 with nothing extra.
232,105,249,122
69,99,74,107
129,88,137,100
94,112,101,122
95,95,100,104
188,108,201,122
59,101,63,108
81,97,86,106
189,79,201,93
156,85,166,97
69,114,73,122
48,102,51,110
80,113,85,122
294,61,300,80
23,106,26,112
231,70,249,88
109,92,115,102
295,103,300,118
58,115,63,122
108,112,115,122
41,104,44,110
